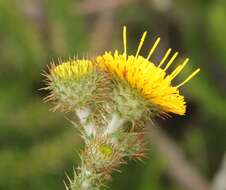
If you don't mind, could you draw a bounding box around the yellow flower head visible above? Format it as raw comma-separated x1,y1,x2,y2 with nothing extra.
97,26,200,115
44,59,102,112
51,59,93,80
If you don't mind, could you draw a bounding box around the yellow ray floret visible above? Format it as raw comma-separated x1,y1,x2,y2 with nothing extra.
97,26,200,115
51,59,93,80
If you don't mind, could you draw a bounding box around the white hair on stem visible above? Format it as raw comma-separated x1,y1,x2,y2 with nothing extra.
104,113,125,135
75,108,96,137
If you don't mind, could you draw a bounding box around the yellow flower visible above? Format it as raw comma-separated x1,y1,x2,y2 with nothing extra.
44,59,100,112
97,26,200,115
51,59,93,80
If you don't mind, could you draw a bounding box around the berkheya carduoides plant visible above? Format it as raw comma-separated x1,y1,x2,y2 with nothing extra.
42,26,200,190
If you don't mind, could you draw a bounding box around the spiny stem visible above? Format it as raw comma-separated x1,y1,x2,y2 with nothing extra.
70,110,143,190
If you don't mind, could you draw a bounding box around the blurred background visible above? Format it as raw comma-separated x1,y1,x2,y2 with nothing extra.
0,0,226,189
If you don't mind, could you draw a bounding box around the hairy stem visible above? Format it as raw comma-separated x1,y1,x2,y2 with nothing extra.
69,111,141,190
76,108,96,137
104,113,125,135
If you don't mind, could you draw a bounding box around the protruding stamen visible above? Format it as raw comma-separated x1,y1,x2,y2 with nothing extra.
158,48,172,67
176,68,200,88
136,31,147,57
123,26,127,59
164,52,178,71
147,37,160,60
169,58,189,80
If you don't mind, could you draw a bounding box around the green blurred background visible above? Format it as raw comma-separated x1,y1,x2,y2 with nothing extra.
0,0,226,189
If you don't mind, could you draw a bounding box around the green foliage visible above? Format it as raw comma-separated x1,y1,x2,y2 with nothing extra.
1,0,226,189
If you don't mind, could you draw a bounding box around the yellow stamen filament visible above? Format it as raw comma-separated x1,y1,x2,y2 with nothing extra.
176,68,200,88
169,58,189,80
158,48,172,67
123,26,127,59
164,52,178,71
136,31,147,57
147,37,160,60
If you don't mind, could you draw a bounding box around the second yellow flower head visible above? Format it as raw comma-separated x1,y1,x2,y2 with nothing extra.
97,26,200,115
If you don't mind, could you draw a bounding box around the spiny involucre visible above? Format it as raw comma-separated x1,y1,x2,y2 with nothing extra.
43,26,200,190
